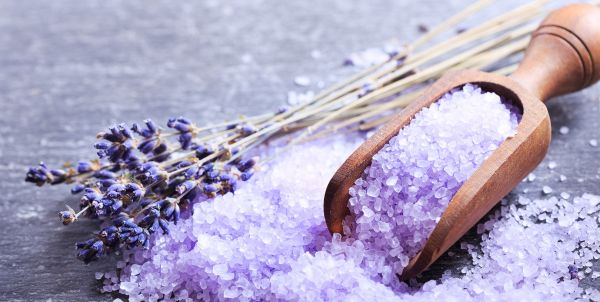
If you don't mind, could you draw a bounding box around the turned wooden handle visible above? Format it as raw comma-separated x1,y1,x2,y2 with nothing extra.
511,3,600,101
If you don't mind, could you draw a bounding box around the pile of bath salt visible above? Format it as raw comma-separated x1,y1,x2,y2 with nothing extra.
101,132,600,301
267,194,600,301
412,194,600,301
100,135,363,301
343,83,521,286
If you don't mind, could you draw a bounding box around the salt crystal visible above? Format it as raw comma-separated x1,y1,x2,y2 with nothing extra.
542,186,553,195
548,161,557,169
287,91,315,105
362,206,374,218
310,50,322,59
366,184,380,197
559,175,567,182
385,176,398,186
560,192,571,200
590,139,598,147
240,53,253,63
559,126,570,135
130,264,141,276
294,76,311,87
213,263,228,276
223,288,239,299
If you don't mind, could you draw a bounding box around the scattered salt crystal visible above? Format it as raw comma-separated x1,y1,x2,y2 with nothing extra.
590,139,598,147
240,53,253,63
310,50,322,59
343,40,401,68
287,91,314,105
548,161,557,169
559,126,570,135
560,192,571,200
95,272,103,280
542,186,553,195
293,76,311,87
559,175,567,182
527,173,536,182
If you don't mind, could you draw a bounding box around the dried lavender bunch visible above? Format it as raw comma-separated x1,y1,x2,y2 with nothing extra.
25,117,264,263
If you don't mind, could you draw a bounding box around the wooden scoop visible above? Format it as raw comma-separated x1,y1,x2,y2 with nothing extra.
323,3,600,280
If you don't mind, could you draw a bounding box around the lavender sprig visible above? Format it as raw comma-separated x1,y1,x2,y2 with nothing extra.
26,117,261,263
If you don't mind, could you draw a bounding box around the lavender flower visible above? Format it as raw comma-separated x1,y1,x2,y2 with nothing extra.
25,116,262,263
25,162,69,186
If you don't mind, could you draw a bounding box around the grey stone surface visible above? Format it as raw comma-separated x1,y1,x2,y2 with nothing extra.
0,0,598,301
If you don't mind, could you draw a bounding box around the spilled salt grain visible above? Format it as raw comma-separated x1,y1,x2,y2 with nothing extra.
548,161,557,169
559,126,570,135
287,91,314,105
590,139,598,147
310,50,322,59
293,76,311,87
343,40,402,67
543,186,554,195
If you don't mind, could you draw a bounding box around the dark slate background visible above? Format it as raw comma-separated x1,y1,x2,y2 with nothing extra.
0,0,598,301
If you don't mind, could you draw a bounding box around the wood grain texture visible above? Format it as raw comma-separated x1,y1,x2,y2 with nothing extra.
0,1,599,301
324,3,600,280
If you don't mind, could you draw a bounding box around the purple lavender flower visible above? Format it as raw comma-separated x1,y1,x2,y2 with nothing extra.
25,162,68,186
26,115,261,263
241,170,254,181
167,117,194,150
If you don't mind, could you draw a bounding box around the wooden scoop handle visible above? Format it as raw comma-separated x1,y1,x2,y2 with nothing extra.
511,3,600,101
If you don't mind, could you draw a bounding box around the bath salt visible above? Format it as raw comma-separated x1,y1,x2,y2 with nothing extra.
100,133,600,301
343,84,521,286
100,136,363,301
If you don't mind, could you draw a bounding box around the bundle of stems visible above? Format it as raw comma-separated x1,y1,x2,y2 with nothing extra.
201,0,552,150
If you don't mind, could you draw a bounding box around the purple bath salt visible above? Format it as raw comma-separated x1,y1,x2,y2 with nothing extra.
343,84,521,286
101,130,600,301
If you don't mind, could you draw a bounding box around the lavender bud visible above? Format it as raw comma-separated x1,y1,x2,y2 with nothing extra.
59,210,76,225
70,184,86,194
76,161,94,173
241,170,254,181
